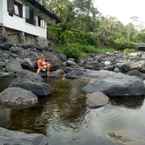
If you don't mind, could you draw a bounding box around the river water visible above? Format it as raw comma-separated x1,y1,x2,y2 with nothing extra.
0,79,145,145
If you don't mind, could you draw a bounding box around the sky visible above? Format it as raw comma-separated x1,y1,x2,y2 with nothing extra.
94,0,145,27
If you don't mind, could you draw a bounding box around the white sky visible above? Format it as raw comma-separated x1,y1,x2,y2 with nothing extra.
94,0,145,26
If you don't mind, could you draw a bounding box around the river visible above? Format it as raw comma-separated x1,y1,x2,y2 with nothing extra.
0,79,145,145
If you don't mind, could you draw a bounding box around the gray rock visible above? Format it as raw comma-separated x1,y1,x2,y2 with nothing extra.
0,72,15,92
86,92,109,109
116,62,130,73
10,80,51,97
83,70,145,97
16,70,43,82
49,69,64,79
0,61,6,70
58,53,67,61
6,59,23,73
9,70,52,97
127,70,145,80
64,59,77,67
21,58,34,71
127,60,145,73
0,87,38,107
64,67,86,79
108,129,145,145
0,127,48,145
0,43,12,50
113,67,120,72
10,46,22,54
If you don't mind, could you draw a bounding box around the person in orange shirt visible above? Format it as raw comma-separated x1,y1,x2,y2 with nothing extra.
36,55,51,76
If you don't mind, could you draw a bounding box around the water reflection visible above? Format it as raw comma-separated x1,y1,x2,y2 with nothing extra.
0,79,145,145
0,80,87,134
110,96,145,109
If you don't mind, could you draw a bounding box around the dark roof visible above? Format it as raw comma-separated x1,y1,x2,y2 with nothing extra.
26,0,60,23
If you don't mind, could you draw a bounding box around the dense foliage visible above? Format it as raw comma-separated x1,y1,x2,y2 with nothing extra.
43,0,145,59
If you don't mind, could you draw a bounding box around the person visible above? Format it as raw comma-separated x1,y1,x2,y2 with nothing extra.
36,55,51,76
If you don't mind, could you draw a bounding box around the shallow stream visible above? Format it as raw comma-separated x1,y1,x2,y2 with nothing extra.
0,79,145,145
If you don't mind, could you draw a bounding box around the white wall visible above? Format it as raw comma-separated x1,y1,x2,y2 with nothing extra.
2,0,47,38
0,0,3,24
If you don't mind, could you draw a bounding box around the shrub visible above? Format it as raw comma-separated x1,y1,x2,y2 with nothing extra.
57,43,82,59
57,43,115,60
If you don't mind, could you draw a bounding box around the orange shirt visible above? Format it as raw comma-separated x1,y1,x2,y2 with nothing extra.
37,59,48,70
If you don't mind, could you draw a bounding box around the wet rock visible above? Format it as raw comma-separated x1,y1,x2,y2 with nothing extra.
83,70,145,97
16,70,43,82
0,127,48,145
21,58,34,71
9,70,52,97
10,79,51,97
0,72,15,92
49,69,64,79
0,87,38,107
86,92,109,109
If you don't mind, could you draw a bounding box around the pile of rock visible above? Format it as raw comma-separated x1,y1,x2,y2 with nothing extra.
0,42,63,108
78,51,145,76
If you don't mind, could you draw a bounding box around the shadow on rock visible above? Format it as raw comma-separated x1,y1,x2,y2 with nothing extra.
110,96,145,109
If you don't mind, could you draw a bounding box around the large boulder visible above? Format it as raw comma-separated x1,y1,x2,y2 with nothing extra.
6,59,23,73
10,70,51,97
21,58,35,71
64,67,86,79
0,127,48,145
86,92,109,109
127,60,145,73
10,80,51,97
0,72,15,92
0,87,38,107
83,70,145,97
15,70,43,82
127,70,145,80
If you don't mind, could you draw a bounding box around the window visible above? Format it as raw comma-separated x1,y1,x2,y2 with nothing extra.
14,1,23,17
7,0,14,16
37,16,46,28
25,6,35,25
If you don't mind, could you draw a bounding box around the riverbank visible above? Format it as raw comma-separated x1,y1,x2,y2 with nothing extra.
0,41,145,144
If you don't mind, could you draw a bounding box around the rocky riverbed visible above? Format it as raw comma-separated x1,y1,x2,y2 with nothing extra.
1,41,145,144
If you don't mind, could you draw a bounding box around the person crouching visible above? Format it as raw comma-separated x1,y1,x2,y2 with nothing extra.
36,55,51,78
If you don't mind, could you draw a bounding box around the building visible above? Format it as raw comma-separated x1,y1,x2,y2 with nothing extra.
0,0,60,45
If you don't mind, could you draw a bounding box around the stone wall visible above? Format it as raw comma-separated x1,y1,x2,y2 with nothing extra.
0,26,49,47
